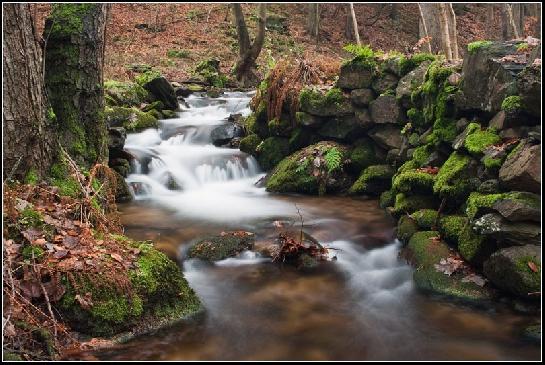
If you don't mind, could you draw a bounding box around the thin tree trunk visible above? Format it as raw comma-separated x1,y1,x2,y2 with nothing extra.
349,3,361,45
3,3,55,181
44,4,110,167
438,3,453,60
307,4,320,41
344,4,354,40
505,4,520,39
447,3,459,59
233,3,267,87
417,3,433,53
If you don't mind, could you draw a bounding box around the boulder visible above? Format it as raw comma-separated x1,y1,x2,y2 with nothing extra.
483,244,540,298
459,40,525,115
369,95,401,124
186,232,255,261
349,165,394,195
211,123,245,146
256,137,290,171
354,108,373,128
499,142,540,193
142,76,179,110
350,88,374,107
299,88,353,117
108,127,126,150
371,72,399,94
477,179,501,194
368,125,403,150
396,61,431,108
317,115,366,141
347,137,380,174
472,213,541,246
516,63,541,118
492,192,540,222
296,112,324,128
337,63,374,89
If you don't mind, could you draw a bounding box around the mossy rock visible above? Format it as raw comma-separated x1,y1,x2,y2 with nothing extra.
161,110,177,119
349,165,394,195
104,80,149,107
392,170,436,194
483,244,540,298
266,141,351,195
59,239,201,337
239,134,262,155
347,138,378,174
433,151,477,201
461,122,501,156
379,189,395,209
465,192,505,220
142,100,164,112
393,193,438,216
299,87,353,117
244,111,269,139
268,118,292,137
397,215,419,244
438,215,468,245
407,231,493,304
288,127,316,153
105,106,159,132
256,137,290,171
411,209,439,230
186,232,255,261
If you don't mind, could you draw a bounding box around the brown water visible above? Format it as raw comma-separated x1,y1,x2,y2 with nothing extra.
94,92,538,360
91,196,540,361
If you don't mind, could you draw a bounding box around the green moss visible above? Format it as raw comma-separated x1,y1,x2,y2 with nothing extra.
516,42,529,52
166,49,190,58
407,231,447,265
299,87,347,116
397,215,419,244
104,106,158,132
433,152,473,200
192,58,227,88
19,207,44,228
515,255,541,290
256,137,290,171
186,234,254,261
393,193,437,215
243,109,269,139
104,80,149,107
24,168,39,185
465,192,504,220
348,139,377,174
463,123,501,155
239,134,262,155
3,352,23,361
411,209,439,230
342,43,377,69
22,245,45,261
379,189,395,208
268,118,292,137
467,40,493,54
288,127,314,152
392,170,436,194
49,4,95,36
483,156,503,170
135,69,162,86
397,52,436,75
349,165,393,195
438,215,468,245
49,160,80,197
458,224,487,263
501,95,523,112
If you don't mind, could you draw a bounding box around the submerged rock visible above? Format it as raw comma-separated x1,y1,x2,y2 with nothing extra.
483,245,540,299
187,232,255,261
211,122,245,146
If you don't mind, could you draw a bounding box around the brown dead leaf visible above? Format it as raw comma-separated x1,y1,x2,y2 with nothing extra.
53,250,69,259
75,293,93,310
110,253,123,262
461,273,487,287
528,261,539,273
34,238,47,245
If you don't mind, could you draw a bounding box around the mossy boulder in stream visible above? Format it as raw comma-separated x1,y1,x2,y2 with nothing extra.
187,231,255,261
407,231,493,304
59,238,201,337
104,80,150,107
105,106,159,132
266,141,352,195
256,137,290,171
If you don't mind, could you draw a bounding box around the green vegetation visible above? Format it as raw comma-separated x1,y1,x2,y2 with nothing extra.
239,134,262,155
392,170,436,194
465,192,504,220
463,123,501,155
192,58,228,88
342,43,377,69
411,209,439,230
104,106,159,132
379,189,395,209
256,137,290,171
397,215,419,243
397,52,436,75
467,40,493,54
501,95,523,112
135,69,162,86
167,49,190,58
433,152,473,200
393,193,437,215
349,165,393,195
483,156,503,170
104,80,149,106
324,147,342,173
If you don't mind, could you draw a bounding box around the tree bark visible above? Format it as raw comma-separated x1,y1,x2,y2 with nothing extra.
446,3,459,59
349,3,361,45
307,4,320,41
438,3,453,60
232,3,266,87
344,4,354,40
417,3,433,53
44,4,110,167
3,3,56,181
419,3,442,53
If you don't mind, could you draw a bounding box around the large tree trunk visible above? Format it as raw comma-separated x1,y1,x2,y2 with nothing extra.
232,3,266,87
3,3,56,181
419,3,442,53
417,3,433,53
344,4,354,40
44,4,110,168
419,3,458,60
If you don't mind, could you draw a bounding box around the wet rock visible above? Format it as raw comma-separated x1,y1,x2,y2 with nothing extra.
187,232,255,261
113,170,133,203
256,137,290,171
337,63,374,89
472,213,541,246
111,158,131,178
368,125,403,150
492,192,540,222
407,231,493,304
499,142,540,193
254,239,280,258
142,76,178,110
296,112,324,128
371,72,399,94
347,138,381,174
317,115,366,141
369,95,401,124
350,88,374,107
211,122,245,146
396,60,431,108
459,40,524,115
483,244,540,298
299,88,353,117
396,215,419,244
108,127,126,150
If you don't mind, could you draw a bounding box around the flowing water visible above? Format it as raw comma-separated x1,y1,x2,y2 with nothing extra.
96,92,539,361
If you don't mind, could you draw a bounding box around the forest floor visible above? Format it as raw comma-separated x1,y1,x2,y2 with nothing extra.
33,3,520,82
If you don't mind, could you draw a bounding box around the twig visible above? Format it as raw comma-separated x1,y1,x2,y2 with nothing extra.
294,203,304,244
5,156,23,183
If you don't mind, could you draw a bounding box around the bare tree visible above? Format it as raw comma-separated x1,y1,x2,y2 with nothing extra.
417,3,433,53
504,3,521,39
419,3,458,60
349,3,361,45
307,4,320,42
232,3,267,87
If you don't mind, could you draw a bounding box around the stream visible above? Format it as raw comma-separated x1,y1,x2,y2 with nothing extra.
97,91,538,360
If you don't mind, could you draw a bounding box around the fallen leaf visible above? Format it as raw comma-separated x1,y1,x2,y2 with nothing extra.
528,261,539,273
461,273,487,287
34,238,47,245
110,253,123,262
53,250,69,259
